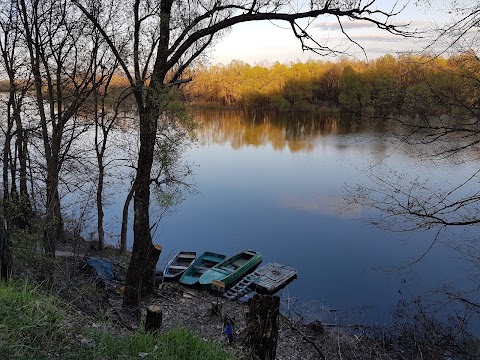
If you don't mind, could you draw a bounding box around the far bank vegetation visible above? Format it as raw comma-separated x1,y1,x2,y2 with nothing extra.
1,52,478,117
182,52,480,116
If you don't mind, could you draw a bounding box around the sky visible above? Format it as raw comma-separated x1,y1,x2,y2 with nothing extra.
209,1,452,65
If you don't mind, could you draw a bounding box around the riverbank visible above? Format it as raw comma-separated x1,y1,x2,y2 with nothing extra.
5,240,372,359
5,238,479,359
54,243,325,359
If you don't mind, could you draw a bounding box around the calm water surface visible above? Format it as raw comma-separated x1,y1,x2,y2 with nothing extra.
144,110,476,324
1,95,473,325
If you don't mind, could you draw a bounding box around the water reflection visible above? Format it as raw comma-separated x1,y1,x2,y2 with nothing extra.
193,109,378,152
157,108,479,327
281,193,363,217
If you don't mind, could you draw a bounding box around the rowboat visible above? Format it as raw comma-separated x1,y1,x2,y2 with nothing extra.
179,251,227,286
199,249,262,290
163,251,196,281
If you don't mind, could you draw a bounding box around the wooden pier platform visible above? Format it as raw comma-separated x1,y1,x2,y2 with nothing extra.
252,262,297,294
222,262,298,301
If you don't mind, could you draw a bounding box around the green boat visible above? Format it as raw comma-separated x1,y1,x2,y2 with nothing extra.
179,251,227,286
199,249,262,290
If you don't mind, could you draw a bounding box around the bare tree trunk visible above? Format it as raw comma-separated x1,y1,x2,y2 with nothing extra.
122,0,174,307
0,215,12,282
3,92,14,201
120,185,134,255
9,130,17,198
93,66,104,251
17,127,29,198
96,159,105,250
44,174,62,256
92,53,121,252
27,142,37,213
16,128,31,229
123,87,160,305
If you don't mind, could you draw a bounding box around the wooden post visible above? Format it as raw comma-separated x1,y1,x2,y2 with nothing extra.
244,294,280,360
145,305,162,333
211,279,225,317
211,300,223,316
0,216,12,282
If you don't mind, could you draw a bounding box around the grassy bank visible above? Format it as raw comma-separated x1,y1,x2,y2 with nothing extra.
0,280,236,360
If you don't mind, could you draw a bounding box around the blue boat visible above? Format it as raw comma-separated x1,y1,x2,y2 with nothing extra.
179,251,227,286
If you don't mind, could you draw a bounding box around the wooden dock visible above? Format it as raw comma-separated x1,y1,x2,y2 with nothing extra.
223,262,297,300
223,273,259,300
252,262,297,294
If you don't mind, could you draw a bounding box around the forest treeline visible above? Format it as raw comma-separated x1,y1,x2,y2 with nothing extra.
183,52,480,116
2,52,478,117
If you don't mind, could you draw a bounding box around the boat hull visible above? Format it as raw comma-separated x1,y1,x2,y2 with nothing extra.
199,250,262,291
163,251,196,281
179,251,227,286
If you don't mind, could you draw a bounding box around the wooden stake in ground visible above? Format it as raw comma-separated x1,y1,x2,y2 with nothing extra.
211,300,222,316
211,280,225,318
0,216,12,282
244,294,280,360
145,305,162,333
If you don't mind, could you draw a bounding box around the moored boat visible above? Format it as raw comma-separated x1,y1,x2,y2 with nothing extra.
179,251,227,286
163,251,196,281
199,249,262,290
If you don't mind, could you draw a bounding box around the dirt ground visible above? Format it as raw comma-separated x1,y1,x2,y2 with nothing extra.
48,243,389,360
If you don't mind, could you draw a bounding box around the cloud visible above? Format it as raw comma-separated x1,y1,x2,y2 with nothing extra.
348,34,413,43
280,194,363,218
313,19,430,31
314,19,375,30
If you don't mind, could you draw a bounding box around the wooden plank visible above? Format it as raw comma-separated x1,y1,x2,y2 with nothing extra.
168,265,187,270
203,255,223,262
178,254,196,259
252,262,298,294
194,266,209,271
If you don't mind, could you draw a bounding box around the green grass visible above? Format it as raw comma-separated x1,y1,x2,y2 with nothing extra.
77,327,236,360
0,280,67,359
0,280,237,360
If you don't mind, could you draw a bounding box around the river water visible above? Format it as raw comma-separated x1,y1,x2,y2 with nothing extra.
60,107,477,326
2,95,476,326
138,109,476,325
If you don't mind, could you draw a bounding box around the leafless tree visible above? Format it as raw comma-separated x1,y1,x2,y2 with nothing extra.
0,2,32,228
91,49,130,250
18,0,104,256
